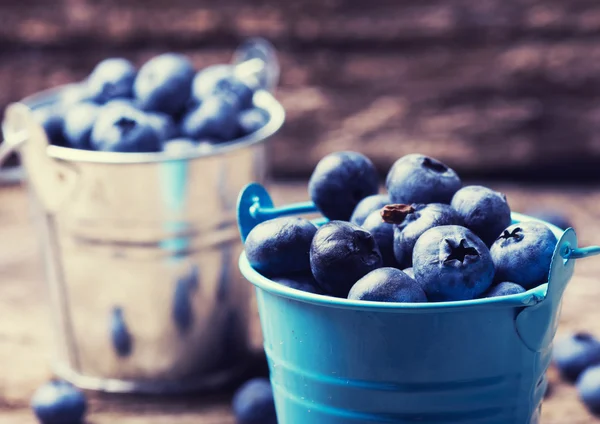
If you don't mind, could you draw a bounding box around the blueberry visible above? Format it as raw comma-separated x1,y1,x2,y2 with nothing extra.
146,112,178,141
245,217,317,277
451,185,512,246
308,151,379,221
403,267,415,279
87,58,136,103
272,273,324,294
62,102,100,150
413,225,494,301
553,333,600,382
382,203,462,269
483,282,526,298
362,210,397,267
238,108,269,135
31,380,87,424
90,104,161,152
310,221,383,297
34,107,68,147
110,306,133,357
134,53,195,116
192,64,234,99
193,65,255,109
577,365,600,415
350,194,391,226
348,267,427,303
181,96,240,141
490,222,557,289
232,378,277,424
386,154,461,204
526,209,573,231
163,138,214,155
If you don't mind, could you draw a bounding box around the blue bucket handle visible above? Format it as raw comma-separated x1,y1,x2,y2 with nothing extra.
237,182,324,242
236,183,600,351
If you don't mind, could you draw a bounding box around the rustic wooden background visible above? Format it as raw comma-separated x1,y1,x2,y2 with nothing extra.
2,0,600,178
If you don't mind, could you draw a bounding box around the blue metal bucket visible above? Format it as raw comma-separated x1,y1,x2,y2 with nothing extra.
236,183,600,424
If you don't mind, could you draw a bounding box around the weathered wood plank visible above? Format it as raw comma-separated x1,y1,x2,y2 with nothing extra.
5,42,600,178
2,0,600,48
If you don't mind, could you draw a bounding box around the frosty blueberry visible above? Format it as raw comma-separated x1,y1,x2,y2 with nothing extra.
310,221,382,297
308,151,379,221
386,154,461,205
413,225,494,301
348,267,427,303
245,217,317,277
451,185,511,246
490,221,557,289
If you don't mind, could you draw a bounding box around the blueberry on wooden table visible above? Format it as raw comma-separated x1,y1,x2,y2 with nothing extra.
413,225,494,301
451,185,512,246
386,154,461,205
310,221,382,297
553,332,600,383
232,378,277,424
31,380,87,424
577,364,600,416
308,151,379,221
490,221,557,290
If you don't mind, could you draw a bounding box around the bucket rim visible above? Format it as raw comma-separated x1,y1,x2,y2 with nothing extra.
238,213,566,313
7,84,285,165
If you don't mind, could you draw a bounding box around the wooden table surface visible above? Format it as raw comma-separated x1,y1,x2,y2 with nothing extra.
2,180,600,423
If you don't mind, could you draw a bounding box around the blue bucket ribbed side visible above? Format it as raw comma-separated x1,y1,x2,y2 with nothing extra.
256,288,549,424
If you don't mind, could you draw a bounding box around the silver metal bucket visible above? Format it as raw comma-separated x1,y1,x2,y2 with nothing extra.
0,40,285,394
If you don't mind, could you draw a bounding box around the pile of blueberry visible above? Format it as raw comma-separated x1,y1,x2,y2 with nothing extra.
35,55,270,154
244,151,560,302
29,376,278,424
553,333,600,415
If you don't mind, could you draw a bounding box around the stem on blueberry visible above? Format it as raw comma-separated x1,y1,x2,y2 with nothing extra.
380,204,415,224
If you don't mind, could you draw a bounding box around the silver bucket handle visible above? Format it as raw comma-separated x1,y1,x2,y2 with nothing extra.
0,103,31,167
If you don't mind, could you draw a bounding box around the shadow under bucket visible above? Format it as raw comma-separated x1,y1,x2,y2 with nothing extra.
236,183,599,424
